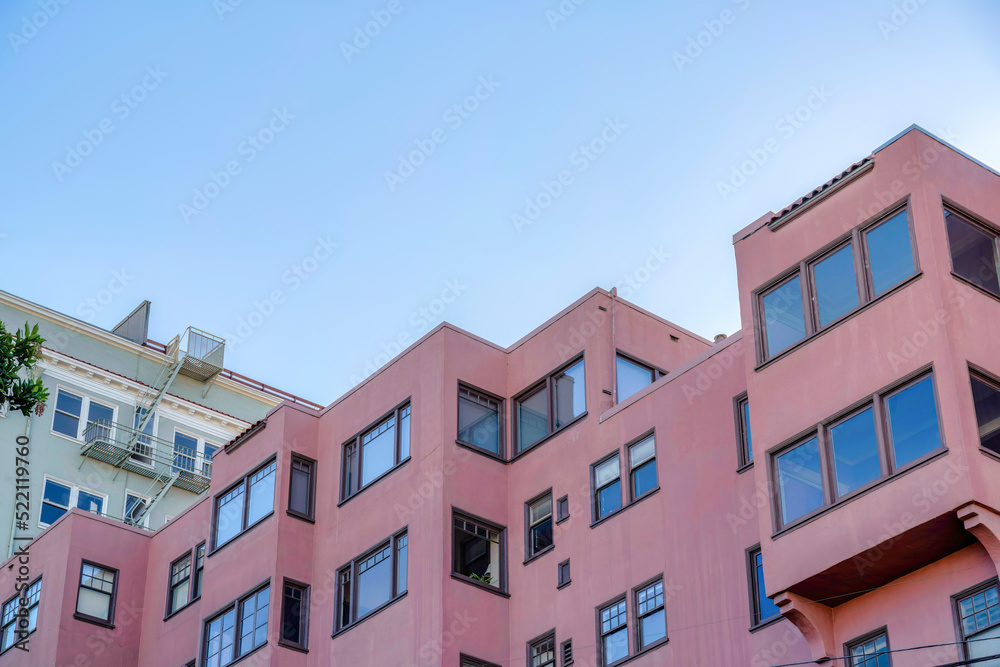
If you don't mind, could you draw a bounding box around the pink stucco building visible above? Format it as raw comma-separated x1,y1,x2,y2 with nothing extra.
3,125,1000,666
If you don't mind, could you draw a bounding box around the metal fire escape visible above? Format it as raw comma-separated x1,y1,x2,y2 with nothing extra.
79,327,225,527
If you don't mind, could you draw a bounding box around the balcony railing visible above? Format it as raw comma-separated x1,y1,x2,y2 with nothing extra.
168,327,225,382
82,419,213,494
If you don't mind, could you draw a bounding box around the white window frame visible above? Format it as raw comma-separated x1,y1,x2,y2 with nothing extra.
128,406,159,469
39,475,108,528
173,428,219,477
124,490,152,528
50,385,119,442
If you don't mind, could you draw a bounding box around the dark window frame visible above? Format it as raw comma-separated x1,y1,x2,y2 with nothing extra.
457,382,506,460
632,574,668,652
952,577,1000,663
74,560,118,628
591,450,623,524
287,452,316,521
193,542,205,600
754,200,918,364
767,367,945,533
626,432,658,503
340,399,412,503
943,200,1000,297
560,638,573,666
614,351,666,404
460,655,502,667
844,626,892,667
513,355,587,458
210,456,277,552
735,392,753,471
525,489,555,562
556,495,570,524
451,509,508,595
165,551,193,618
596,592,630,667
278,578,310,652
527,629,557,667
0,576,41,655
200,580,271,666
334,527,409,634
557,559,571,589
746,544,781,630
968,366,1000,459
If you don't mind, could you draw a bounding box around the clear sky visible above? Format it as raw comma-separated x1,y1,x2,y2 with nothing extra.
2,0,998,405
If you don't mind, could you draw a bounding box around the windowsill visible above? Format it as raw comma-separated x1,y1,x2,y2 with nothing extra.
756,271,923,371
50,430,85,445
980,447,1000,463
509,412,588,463
286,510,315,524
606,637,669,667
591,487,660,529
455,439,507,463
749,613,785,633
332,592,407,638
556,515,570,525
227,641,268,666
557,579,571,590
450,573,510,598
163,596,199,622
523,544,555,566
208,511,275,557
951,271,1000,303
73,613,114,629
737,460,754,474
771,447,948,539
277,639,309,653
337,457,412,508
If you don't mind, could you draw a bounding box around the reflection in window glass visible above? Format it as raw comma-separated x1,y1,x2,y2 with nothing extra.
971,376,1000,455
776,438,823,524
595,457,622,520
848,632,889,667
362,416,396,486
357,544,393,619
813,244,859,327
753,549,779,622
458,388,501,454
866,210,915,296
946,210,1000,296
518,386,549,452
554,360,586,428
831,408,881,496
886,377,941,467
617,356,654,403
247,461,276,526
763,276,806,356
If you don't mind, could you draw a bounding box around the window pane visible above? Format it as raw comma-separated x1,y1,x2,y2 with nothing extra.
281,586,301,644
886,377,941,467
518,386,549,451
967,624,1000,665
755,551,779,620
40,503,66,526
247,462,276,525
595,457,620,487
632,460,657,497
454,519,500,587
604,627,628,664
972,377,1000,455
530,516,553,554
172,580,190,612
640,608,666,647
458,391,500,454
831,408,881,496
173,432,198,473
742,400,753,463
946,211,1000,295
813,244,859,326
54,389,82,436
399,405,411,461
598,479,622,519
125,494,146,523
617,356,653,403
216,486,245,547
358,545,393,618
776,438,823,524
529,497,552,524
362,417,396,486
77,491,104,514
629,436,655,468
76,588,111,621
866,210,915,296
289,463,311,515
43,480,71,508
554,360,586,428
763,276,806,356
397,534,408,593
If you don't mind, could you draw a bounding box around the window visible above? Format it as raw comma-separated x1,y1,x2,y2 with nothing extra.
193,543,205,599
280,580,309,649
736,394,753,467
52,388,116,440
453,512,505,591
203,443,219,477
1,578,40,653
125,490,150,527
172,429,218,477
758,208,916,360
971,372,1000,455
458,385,503,456
616,354,664,403
635,579,666,649
526,492,554,559
957,582,1000,664
132,407,156,466
599,598,629,666
168,553,192,615
772,372,942,528
748,546,779,625
529,632,556,667
461,657,501,667
288,454,315,520
40,477,106,527
556,495,569,523
213,458,276,549
203,584,269,666
75,562,117,625
561,639,573,666
342,402,411,500
558,559,571,588
516,358,586,453
847,630,891,667
628,435,657,500
945,207,1000,295
593,455,622,521
336,529,408,630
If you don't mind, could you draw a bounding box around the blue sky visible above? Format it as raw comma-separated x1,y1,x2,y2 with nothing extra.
2,0,998,405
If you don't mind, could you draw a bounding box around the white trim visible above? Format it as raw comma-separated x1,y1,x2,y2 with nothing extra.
124,489,152,528
49,384,119,442
39,475,108,528
172,428,219,478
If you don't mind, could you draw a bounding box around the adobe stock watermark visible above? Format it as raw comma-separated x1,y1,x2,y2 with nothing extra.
212,0,248,21
613,245,671,299
384,76,501,192
717,85,832,201
7,0,72,53
672,0,752,72
340,0,413,63
393,448,472,523
178,107,295,222
544,0,591,30
511,117,627,232
877,0,931,40
348,279,467,384
886,280,978,372
225,235,339,348
75,269,135,323
51,66,168,182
